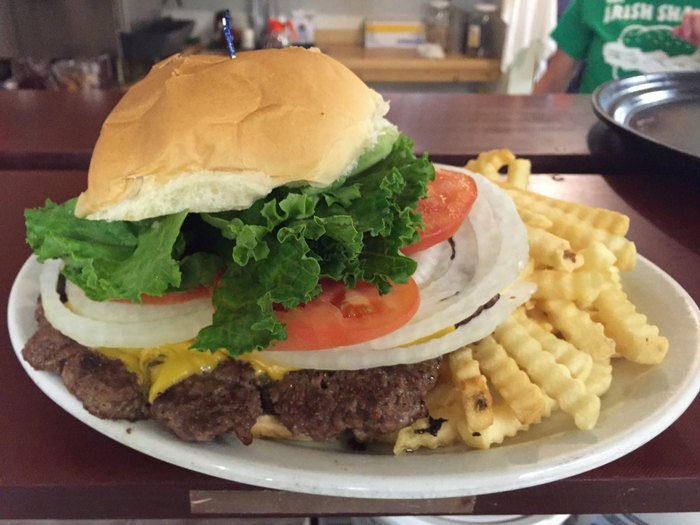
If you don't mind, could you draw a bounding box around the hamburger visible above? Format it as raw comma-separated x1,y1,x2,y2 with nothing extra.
22,48,531,447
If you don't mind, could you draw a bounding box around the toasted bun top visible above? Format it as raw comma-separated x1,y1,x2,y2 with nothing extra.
75,48,392,221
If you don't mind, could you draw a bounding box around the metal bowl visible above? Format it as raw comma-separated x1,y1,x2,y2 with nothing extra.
592,72,700,161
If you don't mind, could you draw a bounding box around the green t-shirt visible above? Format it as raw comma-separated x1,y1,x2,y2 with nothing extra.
552,0,700,93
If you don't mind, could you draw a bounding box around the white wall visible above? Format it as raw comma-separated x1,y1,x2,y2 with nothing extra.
117,0,163,32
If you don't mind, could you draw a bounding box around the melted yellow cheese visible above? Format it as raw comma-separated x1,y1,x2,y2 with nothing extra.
95,346,149,386
94,342,294,403
95,342,226,403
237,353,297,381
400,325,456,347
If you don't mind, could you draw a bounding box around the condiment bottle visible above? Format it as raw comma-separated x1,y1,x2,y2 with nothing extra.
425,0,451,51
466,3,497,57
241,27,256,50
264,18,289,48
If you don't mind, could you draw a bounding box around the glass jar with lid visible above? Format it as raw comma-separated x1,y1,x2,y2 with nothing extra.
425,0,451,51
466,2,498,57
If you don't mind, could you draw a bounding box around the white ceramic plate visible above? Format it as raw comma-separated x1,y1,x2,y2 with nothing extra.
8,254,700,499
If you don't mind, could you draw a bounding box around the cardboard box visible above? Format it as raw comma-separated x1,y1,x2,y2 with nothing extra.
364,20,426,48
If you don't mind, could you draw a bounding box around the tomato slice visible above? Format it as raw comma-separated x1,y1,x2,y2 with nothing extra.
272,278,420,351
114,285,213,305
403,168,478,255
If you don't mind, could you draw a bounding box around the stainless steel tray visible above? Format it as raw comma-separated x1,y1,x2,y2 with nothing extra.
592,72,700,161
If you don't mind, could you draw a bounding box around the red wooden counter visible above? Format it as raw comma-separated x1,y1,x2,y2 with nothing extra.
1,90,682,174
1,167,698,519
1,87,699,518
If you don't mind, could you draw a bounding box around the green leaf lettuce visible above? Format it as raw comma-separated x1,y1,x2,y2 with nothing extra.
24,134,434,356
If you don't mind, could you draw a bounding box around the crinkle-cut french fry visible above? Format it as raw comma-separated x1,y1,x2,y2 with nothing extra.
518,208,554,229
424,381,458,413
459,402,524,449
252,415,310,441
465,159,496,181
493,316,601,430
514,309,593,382
393,416,459,454
585,360,614,397
476,148,517,169
465,159,499,182
448,348,494,431
579,243,623,289
564,201,629,237
510,192,636,271
520,258,536,281
540,393,558,417
531,269,607,306
470,336,544,425
507,158,531,188
506,185,630,236
526,226,583,272
465,149,516,182
539,299,616,362
608,266,622,287
579,242,617,272
461,395,557,449
594,286,669,365
525,304,553,330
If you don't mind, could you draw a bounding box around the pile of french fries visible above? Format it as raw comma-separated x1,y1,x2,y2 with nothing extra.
392,149,669,453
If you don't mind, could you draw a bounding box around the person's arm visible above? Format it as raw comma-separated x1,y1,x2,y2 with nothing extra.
533,50,581,94
532,0,589,94
673,9,700,45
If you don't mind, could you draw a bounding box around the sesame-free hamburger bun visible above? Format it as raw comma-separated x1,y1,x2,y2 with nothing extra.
76,48,394,221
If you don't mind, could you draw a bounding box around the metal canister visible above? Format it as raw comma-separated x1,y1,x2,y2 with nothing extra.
465,3,497,57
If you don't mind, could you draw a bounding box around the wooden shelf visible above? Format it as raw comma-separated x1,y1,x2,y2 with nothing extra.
188,30,501,84
321,44,501,83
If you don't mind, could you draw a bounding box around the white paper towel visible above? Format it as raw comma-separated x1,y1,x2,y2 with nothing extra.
500,0,558,78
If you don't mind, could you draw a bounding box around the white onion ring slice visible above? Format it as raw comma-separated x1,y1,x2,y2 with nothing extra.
64,279,213,323
365,168,528,349
37,166,528,367
258,281,535,370
40,259,213,348
410,217,478,292
257,167,532,369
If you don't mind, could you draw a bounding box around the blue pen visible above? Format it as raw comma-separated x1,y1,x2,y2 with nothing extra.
222,9,236,58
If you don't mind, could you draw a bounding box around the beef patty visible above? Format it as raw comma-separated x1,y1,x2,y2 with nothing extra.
151,359,262,444
23,304,441,445
22,305,85,374
264,359,441,441
61,349,149,421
